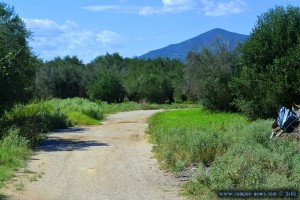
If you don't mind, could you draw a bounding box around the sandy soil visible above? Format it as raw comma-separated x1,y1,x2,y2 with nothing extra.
1,110,184,200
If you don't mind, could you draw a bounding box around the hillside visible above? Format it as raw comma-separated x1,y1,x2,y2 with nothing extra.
139,28,249,62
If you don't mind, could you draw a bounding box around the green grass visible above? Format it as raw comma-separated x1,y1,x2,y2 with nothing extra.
147,109,300,199
148,109,249,170
100,101,198,116
0,129,31,188
0,98,104,142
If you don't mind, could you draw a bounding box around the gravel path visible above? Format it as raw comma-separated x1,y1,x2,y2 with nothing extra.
2,110,184,200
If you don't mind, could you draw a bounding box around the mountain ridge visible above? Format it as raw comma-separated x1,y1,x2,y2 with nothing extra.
139,28,249,62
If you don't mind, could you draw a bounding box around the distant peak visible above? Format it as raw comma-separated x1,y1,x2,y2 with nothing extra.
205,28,231,34
211,28,226,31
139,28,249,62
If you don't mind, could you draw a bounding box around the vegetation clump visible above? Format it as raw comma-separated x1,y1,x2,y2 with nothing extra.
148,109,300,199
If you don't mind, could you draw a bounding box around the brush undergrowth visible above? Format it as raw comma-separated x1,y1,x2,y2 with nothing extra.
0,129,31,188
147,109,300,199
0,98,104,144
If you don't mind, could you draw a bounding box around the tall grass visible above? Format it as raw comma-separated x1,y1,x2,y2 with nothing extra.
0,129,31,188
46,98,103,125
0,98,104,141
0,102,68,144
147,109,300,199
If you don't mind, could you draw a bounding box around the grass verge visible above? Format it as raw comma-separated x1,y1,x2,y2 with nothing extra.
0,129,31,189
147,109,300,199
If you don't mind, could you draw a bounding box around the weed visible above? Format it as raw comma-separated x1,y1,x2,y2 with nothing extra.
0,129,31,188
15,181,25,191
28,172,42,182
147,109,300,198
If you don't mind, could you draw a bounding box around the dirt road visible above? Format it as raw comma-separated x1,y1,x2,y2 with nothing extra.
2,110,184,200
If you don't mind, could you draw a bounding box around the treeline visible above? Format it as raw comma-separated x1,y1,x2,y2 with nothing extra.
34,54,184,104
1,3,300,119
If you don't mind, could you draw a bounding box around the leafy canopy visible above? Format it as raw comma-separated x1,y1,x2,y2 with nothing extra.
232,5,300,119
0,3,38,112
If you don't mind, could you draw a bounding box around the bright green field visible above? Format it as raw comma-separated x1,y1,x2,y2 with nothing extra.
147,109,300,199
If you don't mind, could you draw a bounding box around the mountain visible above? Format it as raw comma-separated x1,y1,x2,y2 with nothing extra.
139,28,249,62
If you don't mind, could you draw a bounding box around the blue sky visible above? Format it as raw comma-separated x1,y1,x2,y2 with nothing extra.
3,0,300,63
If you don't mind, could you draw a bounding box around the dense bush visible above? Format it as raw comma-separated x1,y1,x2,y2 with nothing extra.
35,56,86,99
0,102,68,142
87,71,125,103
184,42,239,111
0,98,104,142
47,98,103,125
0,3,38,112
231,6,300,119
0,128,31,187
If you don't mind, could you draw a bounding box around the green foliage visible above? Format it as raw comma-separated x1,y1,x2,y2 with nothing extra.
184,41,239,111
84,53,125,103
82,55,185,104
0,98,104,142
0,3,38,112
35,56,86,99
148,109,248,171
0,128,31,188
123,57,184,103
47,98,103,125
147,109,300,198
87,70,125,103
0,102,68,143
231,5,300,119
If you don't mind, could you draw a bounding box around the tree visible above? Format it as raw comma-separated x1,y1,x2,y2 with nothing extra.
184,41,239,111
123,57,184,103
87,70,125,103
0,3,38,111
231,6,300,119
35,56,86,99
85,53,125,103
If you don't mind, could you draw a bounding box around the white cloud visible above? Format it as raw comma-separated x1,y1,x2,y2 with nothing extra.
82,5,121,12
139,7,161,16
83,0,195,16
96,30,124,46
24,19,125,63
201,0,249,16
82,5,139,13
162,0,193,6
82,0,248,16
139,0,195,16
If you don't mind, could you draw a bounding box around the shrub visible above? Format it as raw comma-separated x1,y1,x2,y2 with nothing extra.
87,71,125,103
0,103,68,142
231,6,300,119
0,128,31,187
47,98,103,120
0,98,104,142
184,42,239,111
